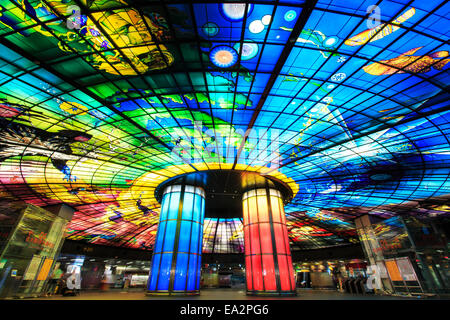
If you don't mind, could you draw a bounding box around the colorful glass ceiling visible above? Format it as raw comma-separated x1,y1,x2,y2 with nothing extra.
0,0,449,253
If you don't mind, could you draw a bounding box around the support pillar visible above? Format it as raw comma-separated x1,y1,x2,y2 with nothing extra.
147,184,205,295
242,186,296,296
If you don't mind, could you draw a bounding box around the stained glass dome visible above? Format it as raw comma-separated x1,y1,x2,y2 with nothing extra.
0,0,448,253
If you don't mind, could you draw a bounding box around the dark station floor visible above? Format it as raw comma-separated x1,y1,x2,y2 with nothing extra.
30,288,429,300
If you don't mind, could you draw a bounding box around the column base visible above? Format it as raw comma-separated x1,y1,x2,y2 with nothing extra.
246,290,297,297
146,290,200,296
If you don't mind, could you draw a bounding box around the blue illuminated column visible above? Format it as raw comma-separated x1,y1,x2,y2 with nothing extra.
147,184,205,295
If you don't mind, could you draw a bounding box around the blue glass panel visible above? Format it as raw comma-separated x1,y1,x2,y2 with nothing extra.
173,253,189,291
190,222,200,254
197,222,204,253
167,192,181,220
154,221,166,253
148,253,161,290
159,192,170,221
187,255,198,291
193,194,203,222
178,221,192,253
182,192,194,220
163,221,177,252
200,197,205,225
157,253,173,291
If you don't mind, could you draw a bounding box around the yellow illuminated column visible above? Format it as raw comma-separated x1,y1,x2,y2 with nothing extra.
242,187,296,295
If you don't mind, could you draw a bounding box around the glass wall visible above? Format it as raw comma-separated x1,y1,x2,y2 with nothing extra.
0,204,70,298
294,259,368,292
356,215,449,296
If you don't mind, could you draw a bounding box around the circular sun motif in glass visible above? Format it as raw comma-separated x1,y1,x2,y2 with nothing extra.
219,3,253,21
209,46,238,68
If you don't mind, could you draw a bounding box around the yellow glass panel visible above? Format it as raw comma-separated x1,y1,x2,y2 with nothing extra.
243,198,249,224
248,196,258,224
278,197,286,224
270,196,281,223
257,195,269,222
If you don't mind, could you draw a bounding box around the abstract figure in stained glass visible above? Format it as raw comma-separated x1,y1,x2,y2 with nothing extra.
137,197,158,217
59,101,89,115
5,0,175,76
0,118,91,182
280,28,341,59
345,8,416,46
87,7,175,75
363,47,449,75
0,100,47,121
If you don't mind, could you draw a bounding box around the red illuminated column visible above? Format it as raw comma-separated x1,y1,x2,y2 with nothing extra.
242,187,296,295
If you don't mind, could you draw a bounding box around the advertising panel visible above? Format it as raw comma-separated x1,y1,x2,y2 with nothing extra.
376,261,388,278
396,257,419,282
36,258,54,281
384,259,403,281
23,255,43,281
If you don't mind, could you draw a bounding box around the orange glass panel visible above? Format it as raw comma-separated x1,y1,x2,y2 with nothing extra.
37,258,54,281
385,260,403,281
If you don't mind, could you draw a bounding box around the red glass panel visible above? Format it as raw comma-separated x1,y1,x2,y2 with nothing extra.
251,255,263,291
262,255,276,291
287,255,295,290
273,223,286,254
249,224,260,255
244,225,250,255
245,256,253,290
277,254,290,291
259,223,273,254
282,223,290,253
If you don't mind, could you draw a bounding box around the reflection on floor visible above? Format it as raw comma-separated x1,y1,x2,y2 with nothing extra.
33,288,418,300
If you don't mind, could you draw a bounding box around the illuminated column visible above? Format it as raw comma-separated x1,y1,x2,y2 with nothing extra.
242,186,296,295
147,184,205,295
